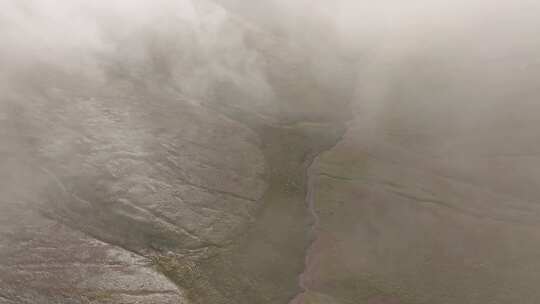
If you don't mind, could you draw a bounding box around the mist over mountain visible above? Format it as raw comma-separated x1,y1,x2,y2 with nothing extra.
2,1,540,303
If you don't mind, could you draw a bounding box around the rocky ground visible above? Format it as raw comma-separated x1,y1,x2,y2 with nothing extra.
2,0,540,303
0,1,354,303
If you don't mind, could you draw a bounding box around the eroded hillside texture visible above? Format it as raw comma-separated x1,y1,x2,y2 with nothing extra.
2,0,540,303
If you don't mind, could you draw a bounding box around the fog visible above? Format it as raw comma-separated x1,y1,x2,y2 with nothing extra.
2,0,540,303
2,0,540,256
3,0,539,112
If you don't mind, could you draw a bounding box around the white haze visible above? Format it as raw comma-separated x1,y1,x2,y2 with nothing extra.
2,0,540,188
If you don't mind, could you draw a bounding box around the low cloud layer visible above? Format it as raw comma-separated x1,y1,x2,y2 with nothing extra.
2,0,540,156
